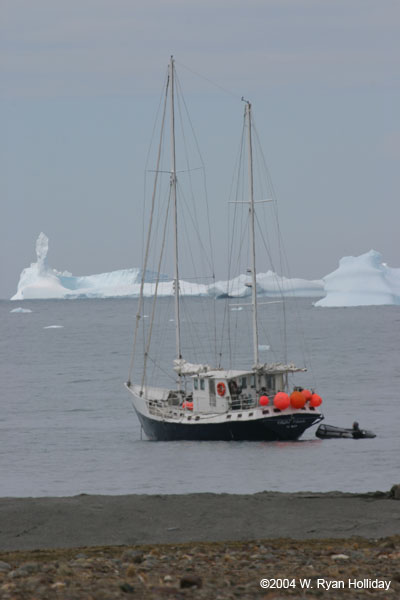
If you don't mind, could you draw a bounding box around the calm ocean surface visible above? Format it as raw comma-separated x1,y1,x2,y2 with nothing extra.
1,297,399,497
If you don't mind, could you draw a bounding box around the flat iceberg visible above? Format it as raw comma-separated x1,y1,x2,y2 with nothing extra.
314,250,400,307
11,233,323,301
210,272,323,298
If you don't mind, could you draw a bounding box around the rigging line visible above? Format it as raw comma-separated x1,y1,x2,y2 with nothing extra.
252,131,307,371
177,187,215,360
141,70,169,264
149,296,173,385
149,236,174,378
141,69,170,270
146,167,204,174
181,299,206,364
128,71,170,384
144,69,170,172
141,184,173,391
220,118,246,365
229,212,251,369
251,118,290,364
146,353,176,383
253,126,313,375
174,72,219,365
145,249,171,387
254,211,277,275
175,59,241,101
258,306,279,362
228,109,260,369
254,210,288,361
175,180,214,273
174,73,215,273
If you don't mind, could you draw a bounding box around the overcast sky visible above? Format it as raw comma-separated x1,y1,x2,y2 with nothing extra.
1,0,399,299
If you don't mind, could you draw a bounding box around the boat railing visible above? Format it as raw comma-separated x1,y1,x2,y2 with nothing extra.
147,401,166,417
230,394,257,411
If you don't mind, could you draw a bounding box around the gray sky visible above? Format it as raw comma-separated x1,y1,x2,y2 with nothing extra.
1,0,399,299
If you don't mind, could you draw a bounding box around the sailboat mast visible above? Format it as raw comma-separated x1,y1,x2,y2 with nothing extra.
169,56,182,364
245,101,259,367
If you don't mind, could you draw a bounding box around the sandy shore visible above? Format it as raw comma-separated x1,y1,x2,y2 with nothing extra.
1,491,399,552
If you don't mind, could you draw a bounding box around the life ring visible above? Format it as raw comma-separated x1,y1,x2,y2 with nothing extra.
217,382,226,396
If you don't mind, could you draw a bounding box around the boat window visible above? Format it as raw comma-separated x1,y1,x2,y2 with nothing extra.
193,378,198,390
250,375,255,387
200,378,205,390
241,377,247,389
266,375,274,389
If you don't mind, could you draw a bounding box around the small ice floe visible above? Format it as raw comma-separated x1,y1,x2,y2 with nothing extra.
230,306,243,311
44,325,64,329
258,344,270,351
169,318,174,322
10,307,32,313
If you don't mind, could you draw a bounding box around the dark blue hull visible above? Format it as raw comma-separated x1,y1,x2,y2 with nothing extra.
136,411,323,441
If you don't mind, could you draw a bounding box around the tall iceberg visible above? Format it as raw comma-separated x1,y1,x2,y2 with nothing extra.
315,250,400,307
11,233,167,300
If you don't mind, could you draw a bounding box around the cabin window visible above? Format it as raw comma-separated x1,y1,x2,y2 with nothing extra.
266,375,275,390
241,377,247,389
250,375,255,387
194,378,198,390
200,378,205,391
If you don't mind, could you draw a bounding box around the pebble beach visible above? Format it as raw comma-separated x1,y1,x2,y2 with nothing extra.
1,490,399,598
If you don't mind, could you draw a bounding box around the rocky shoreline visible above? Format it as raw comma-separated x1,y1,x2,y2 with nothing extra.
0,537,399,599
0,490,399,598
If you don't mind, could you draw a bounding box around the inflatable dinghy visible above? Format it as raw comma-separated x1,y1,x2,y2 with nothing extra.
316,424,376,439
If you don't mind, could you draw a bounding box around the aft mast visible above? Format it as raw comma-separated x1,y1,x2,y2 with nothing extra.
169,56,183,376
244,100,259,367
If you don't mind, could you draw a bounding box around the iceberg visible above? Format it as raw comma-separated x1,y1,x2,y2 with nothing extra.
11,233,324,301
12,234,399,306
210,272,323,298
11,233,169,300
315,250,400,307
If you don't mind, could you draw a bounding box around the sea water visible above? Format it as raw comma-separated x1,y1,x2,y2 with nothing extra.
1,298,399,497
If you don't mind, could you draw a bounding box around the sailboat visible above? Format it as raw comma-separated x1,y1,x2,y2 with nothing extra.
125,57,324,441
